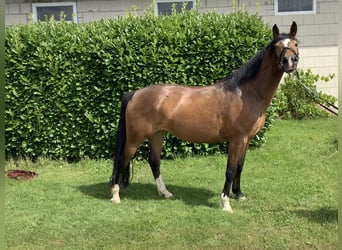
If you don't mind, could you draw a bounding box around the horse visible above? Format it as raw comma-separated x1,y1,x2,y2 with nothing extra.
110,22,299,213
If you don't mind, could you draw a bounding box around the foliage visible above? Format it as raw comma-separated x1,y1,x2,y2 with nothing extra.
5,9,273,160
273,69,336,119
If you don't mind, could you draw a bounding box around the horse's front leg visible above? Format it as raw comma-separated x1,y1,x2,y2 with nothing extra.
221,138,248,213
232,152,247,201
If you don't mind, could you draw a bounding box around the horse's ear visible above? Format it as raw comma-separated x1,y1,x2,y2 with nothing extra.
272,24,279,38
289,21,297,37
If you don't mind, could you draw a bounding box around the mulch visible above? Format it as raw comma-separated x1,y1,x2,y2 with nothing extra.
6,169,38,180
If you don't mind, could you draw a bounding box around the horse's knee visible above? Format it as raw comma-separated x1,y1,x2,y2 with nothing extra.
225,167,237,181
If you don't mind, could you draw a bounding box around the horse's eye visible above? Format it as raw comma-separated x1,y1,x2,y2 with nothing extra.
295,43,298,47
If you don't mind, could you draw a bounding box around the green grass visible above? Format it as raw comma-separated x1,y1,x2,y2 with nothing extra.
5,118,338,249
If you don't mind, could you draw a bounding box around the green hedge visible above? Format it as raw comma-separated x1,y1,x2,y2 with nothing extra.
5,10,273,160
273,69,336,119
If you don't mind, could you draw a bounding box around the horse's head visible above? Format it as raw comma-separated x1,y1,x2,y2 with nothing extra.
272,22,299,73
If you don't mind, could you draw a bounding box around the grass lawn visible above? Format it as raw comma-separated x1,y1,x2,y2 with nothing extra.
5,118,338,249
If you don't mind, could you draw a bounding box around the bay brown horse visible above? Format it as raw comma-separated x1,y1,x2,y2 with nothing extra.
110,22,299,212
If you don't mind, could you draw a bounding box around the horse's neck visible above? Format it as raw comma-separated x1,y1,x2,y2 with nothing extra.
246,50,284,109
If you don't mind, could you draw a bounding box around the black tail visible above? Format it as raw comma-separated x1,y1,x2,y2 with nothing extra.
110,91,135,188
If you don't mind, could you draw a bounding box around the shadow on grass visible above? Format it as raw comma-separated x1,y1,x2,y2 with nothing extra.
78,182,217,207
292,207,338,224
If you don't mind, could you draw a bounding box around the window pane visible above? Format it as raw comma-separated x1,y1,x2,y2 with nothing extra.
278,0,313,12
36,6,74,21
157,2,193,16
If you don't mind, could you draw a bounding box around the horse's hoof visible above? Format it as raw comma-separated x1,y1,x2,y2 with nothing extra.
158,190,174,199
222,207,233,213
110,197,121,203
233,193,246,201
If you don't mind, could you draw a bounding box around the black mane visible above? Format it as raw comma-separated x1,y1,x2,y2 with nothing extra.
220,33,297,91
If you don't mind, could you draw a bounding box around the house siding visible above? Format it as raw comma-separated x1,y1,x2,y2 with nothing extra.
5,0,339,98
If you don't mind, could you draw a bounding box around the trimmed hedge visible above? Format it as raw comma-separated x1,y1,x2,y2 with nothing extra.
5,10,273,160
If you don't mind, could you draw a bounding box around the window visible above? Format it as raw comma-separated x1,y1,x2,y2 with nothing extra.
275,0,316,15
155,0,195,16
32,2,77,22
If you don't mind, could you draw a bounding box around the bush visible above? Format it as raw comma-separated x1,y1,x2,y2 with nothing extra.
273,69,336,119
5,10,274,160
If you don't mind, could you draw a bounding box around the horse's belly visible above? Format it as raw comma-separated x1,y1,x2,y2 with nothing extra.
167,121,224,144
158,95,226,143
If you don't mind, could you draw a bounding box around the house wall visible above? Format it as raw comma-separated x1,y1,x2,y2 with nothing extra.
76,0,148,23
5,0,339,98
199,0,339,98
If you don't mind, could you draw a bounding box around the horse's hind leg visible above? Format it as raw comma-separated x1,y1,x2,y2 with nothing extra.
148,131,173,198
111,142,140,203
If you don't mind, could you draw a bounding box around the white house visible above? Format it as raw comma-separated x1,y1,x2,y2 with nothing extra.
5,0,339,98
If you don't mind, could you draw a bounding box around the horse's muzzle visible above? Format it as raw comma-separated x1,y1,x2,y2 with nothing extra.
282,54,299,73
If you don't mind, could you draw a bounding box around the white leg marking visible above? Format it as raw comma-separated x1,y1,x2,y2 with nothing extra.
221,193,233,213
156,175,173,198
111,184,121,203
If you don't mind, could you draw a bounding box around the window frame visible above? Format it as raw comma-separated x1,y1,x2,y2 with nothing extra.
154,0,196,16
32,2,77,23
275,0,316,16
